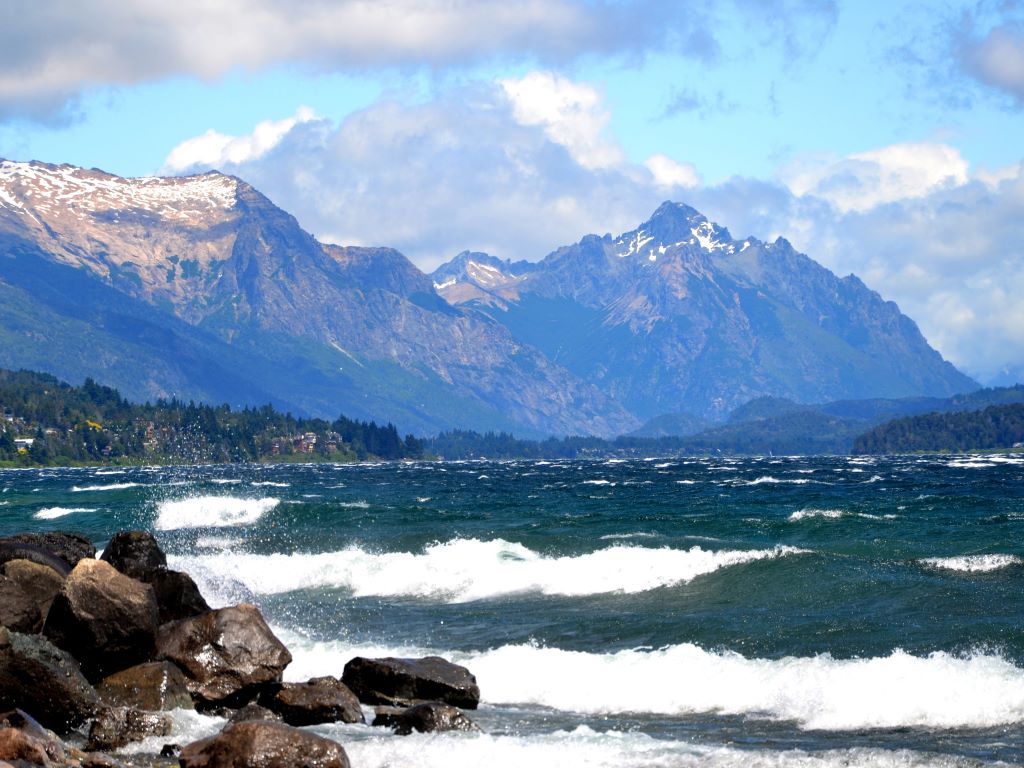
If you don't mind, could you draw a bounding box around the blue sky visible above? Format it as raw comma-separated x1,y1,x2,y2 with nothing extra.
0,0,1022,382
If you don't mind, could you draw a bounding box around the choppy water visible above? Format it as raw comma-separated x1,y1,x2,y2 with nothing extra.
3,455,1024,766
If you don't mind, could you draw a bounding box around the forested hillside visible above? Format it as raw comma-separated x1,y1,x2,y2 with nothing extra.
852,404,1024,454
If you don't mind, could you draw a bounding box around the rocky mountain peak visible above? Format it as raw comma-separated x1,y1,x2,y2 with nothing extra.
611,202,736,261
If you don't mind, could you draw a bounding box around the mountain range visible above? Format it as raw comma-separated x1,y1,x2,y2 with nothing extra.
0,159,977,437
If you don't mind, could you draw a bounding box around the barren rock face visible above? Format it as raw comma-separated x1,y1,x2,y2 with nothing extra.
43,559,159,681
155,604,291,707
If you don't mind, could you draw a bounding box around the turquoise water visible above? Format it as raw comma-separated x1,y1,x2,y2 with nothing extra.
3,455,1024,766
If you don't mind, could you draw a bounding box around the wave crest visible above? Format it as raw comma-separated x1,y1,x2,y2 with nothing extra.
155,495,279,530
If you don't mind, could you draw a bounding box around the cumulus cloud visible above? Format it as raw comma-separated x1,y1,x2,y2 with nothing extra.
0,0,727,120
164,77,1024,383
162,107,318,173
779,142,970,213
958,20,1024,103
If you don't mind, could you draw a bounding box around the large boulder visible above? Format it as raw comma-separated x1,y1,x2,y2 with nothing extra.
342,656,480,709
392,701,480,735
147,569,210,623
228,704,281,725
0,533,95,570
95,661,193,711
155,605,291,708
43,559,159,681
259,677,363,726
0,628,100,732
1,560,63,618
100,531,166,580
0,576,42,633
0,709,66,765
179,720,350,768
86,707,173,752
0,725,52,765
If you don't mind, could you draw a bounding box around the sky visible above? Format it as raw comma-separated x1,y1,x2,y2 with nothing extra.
0,0,1022,383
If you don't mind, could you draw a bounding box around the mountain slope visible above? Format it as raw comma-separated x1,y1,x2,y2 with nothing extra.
0,160,634,437
434,202,976,420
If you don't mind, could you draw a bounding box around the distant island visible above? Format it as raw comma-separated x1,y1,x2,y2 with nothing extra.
3,367,1024,465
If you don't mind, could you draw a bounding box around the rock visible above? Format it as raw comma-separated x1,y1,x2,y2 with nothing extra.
178,720,350,768
0,628,100,732
0,577,42,633
369,706,405,728
0,533,95,570
99,531,167,580
86,707,173,752
393,701,480,735
43,559,159,681
95,661,193,711
160,744,182,757
0,709,66,764
82,752,129,768
228,705,281,725
155,604,291,708
342,656,480,709
147,569,210,623
0,561,63,618
259,677,363,726
0,726,51,765
0,544,70,579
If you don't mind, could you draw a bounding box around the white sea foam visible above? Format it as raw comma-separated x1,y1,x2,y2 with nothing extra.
210,478,241,485
338,500,370,508
251,481,290,487
788,508,845,521
920,554,1022,573
169,539,804,604
70,482,141,492
581,479,613,486
155,496,279,530
33,506,96,520
278,632,1024,732
945,459,996,469
744,476,813,486
339,729,984,768
598,532,659,541
195,535,244,549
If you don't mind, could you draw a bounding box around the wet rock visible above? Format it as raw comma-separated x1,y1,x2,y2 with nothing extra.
259,676,363,726
100,531,167,580
82,752,129,768
147,569,210,623
179,720,350,768
0,726,51,765
0,577,42,633
95,661,193,711
228,705,281,725
0,709,66,764
43,559,159,681
0,544,70,580
155,604,291,708
393,701,480,735
0,533,95,570
0,561,63,619
370,705,405,728
342,656,480,709
0,628,100,732
86,706,173,752
160,743,181,758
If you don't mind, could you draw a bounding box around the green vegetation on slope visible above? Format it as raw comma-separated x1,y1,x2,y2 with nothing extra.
851,403,1024,454
0,368,423,465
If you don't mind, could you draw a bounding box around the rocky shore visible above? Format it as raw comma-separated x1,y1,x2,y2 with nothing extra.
0,530,481,767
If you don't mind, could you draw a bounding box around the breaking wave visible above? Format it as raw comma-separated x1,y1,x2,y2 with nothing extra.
155,495,279,530
920,554,1022,573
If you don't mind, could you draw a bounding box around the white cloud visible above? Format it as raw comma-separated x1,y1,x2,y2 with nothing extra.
162,107,317,173
645,154,701,189
780,142,969,213
0,0,726,120
500,72,623,171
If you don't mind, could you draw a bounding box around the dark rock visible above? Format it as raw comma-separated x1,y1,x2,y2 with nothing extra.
86,706,172,752
42,559,159,681
228,705,281,725
342,656,480,709
95,661,193,711
179,720,350,768
0,561,63,618
0,628,100,732
370,706,405,728
0,709,66,764
100,531,167,580
393,701,480,735
259,676,363,726
155,604,291,708
147,569,210,623
0,544,70,579
0,533,95,570
0,577,42,634
160,743,181,757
